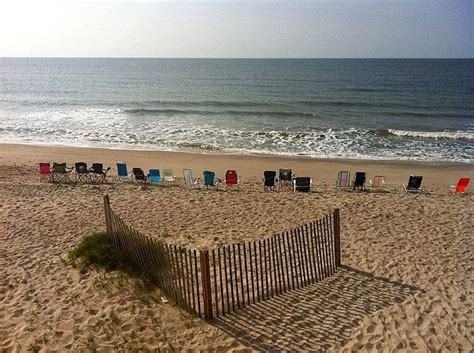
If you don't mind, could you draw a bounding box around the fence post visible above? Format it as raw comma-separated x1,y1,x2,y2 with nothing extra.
200,250,213,320
103,194,111,238
333,208,341,267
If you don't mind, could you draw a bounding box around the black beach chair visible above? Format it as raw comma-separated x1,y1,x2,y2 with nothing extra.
52,162,73,183
352,172,366,190
75,162,90,183
89,163,111,183
293,177,312,192
279,169,293,189
133,167,147,183
263,171,278,191
404,175,423,193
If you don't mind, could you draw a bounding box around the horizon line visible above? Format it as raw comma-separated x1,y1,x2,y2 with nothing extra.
2,56,473,60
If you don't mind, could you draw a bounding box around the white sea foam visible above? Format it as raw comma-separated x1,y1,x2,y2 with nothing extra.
387,129,474,140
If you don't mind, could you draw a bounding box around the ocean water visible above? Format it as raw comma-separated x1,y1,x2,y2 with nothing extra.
0,58,473,163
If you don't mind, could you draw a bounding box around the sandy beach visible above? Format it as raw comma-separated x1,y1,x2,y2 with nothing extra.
1,143,473,351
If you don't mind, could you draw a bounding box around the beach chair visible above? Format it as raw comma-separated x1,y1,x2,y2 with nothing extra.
74,162,90,183
38,162,52,182
451,177,470,193
224,170,240,190
148,169,161,184
162,169,176,182
279,169,293,189
52,162,73,183
293,177,312,192
369,176,385,190
89,163,110,183
133,168,147,183
352,172,366,191
263,171,278,191
183,169,200,188
116,162,133,181
202,170,219,189
336,171,351,188
404,175,423,193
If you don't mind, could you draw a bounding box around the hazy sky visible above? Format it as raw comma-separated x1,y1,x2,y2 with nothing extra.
0,0,472,58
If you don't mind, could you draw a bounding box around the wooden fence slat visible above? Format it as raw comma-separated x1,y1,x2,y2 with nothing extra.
249,242,255,304
228,245,235,311
243,243,250,306
193,249,202,317
218,247,225,315
334,209,341,267
254,241,259,303
200,250,212,320
223,246,230,314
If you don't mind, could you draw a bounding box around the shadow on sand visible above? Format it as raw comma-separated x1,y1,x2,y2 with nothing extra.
213,266,422,351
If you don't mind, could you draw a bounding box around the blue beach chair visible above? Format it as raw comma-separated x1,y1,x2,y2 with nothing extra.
202,170,219,189
116,162,132,181
148,169,161,184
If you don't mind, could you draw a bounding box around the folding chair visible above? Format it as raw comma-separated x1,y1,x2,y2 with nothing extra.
352,172,366,191
89,163,110,183
293,177,312,192
369,176,385,190
202,170,219,189
224,170,240,190
52,162,73,183
279,169,293,189
263,171,278,191
404,175,423,193
39,162,52,182
451,177,470,193
162,169,176,182
116,162,133,181
148,169,161,184
183,169,200,188
133,168,147,183
74,162,90,183
336,171,351,188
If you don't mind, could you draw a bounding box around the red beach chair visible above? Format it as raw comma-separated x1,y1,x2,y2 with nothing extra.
451,177,470,193
224,170,240,190
39,162,52,182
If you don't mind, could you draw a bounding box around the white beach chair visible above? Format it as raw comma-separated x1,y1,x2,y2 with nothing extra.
183,169,200,188
162,169,176,182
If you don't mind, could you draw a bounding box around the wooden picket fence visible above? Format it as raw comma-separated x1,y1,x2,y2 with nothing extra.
103,195,341,319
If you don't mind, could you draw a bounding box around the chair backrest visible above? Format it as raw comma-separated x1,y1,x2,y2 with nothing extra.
279,169,293,181
373,176,385,189
455,177,470,192
148,169,161,183
75,162,88,174
183,169,194,187
117,162,128,177
53,162,67,173
39,163,51,174
203,170,215,186
337,171,350,187
264,171,277,187
407,175,423,190
354,172,366,187
295,177,311,187
133,167,146,180
225,170,238,186
91,163,104,174
162,169,175,181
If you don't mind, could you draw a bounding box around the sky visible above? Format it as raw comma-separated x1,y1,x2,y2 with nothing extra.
0,0,472,58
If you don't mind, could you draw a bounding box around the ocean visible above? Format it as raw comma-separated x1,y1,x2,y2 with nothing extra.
0,58,473,163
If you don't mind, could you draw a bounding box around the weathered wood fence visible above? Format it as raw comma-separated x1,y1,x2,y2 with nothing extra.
103,195,341,319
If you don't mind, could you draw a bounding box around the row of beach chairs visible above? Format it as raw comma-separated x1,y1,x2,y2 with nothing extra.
39,162,110,183
38,162,470,193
